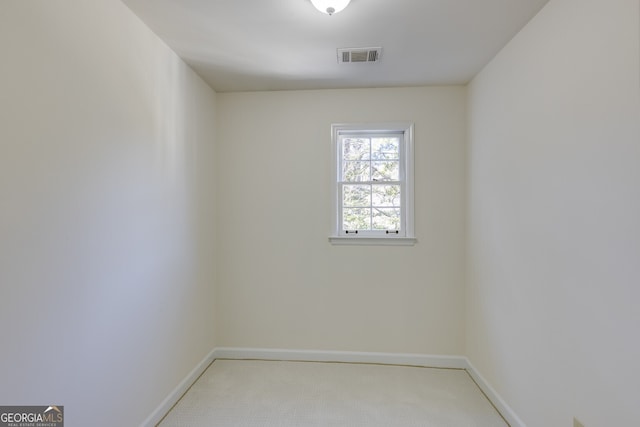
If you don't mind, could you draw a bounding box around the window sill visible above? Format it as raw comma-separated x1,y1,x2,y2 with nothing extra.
328,236,417,246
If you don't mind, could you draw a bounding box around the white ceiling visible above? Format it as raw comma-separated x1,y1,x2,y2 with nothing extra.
122,0,549,92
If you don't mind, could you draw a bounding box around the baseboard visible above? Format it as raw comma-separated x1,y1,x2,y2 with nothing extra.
464,358,527,427
213,347,468,369
139,348,216,427
141,347,525,427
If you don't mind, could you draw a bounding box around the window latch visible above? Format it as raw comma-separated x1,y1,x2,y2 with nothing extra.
345,230,359,234
386,230,399,234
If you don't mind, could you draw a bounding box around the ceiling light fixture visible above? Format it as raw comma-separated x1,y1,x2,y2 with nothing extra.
310,0,351,16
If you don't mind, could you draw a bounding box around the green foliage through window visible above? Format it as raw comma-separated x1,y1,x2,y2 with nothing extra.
340,136,401,231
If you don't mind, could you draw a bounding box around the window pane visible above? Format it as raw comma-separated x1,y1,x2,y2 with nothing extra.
372,185,401,207
372,161,399,181
371,137,399,160
343,208,371,230
343,185,371,207
342,161,370,182
342,138,370,160
372,208,401,230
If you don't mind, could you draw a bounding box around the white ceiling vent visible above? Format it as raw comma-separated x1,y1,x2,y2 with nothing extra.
337,47,382,64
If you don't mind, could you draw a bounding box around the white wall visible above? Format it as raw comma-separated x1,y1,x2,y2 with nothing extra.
0,1,217,425
467,0,640,426
216,87,467,355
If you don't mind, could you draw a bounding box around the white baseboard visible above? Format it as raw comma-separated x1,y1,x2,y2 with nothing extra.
142,347,525,427
213,347,468,369
140,348,216,427
464,358,527,427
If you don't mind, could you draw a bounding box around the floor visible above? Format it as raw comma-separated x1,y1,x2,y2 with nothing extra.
159,359,508,427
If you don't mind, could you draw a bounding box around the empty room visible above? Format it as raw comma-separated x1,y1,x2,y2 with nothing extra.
1,1,638,426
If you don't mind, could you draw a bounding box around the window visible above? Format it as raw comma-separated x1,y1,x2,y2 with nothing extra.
330,123,415,245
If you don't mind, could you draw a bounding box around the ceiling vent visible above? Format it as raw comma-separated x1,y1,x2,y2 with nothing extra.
337,47,382,64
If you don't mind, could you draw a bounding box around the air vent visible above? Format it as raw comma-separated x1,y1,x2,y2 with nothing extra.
337,47,382,64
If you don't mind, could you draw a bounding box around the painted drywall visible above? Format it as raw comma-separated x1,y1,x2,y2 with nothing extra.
215,87,467,355
0,1,217,425
467,0,640,425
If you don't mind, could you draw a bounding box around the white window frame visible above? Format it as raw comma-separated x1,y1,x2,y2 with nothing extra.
329,122,416,246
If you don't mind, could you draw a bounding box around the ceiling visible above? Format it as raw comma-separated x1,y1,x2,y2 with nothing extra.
122,0,549,92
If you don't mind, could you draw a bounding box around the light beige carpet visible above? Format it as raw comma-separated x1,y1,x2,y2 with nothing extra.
159,359,508,427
